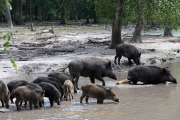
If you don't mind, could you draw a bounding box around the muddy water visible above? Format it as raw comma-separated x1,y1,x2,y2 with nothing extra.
1,60,180,120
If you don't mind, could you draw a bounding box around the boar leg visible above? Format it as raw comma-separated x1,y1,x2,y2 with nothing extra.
97,100,103,104
95,75,105,86
114,55,118,65
15,99,21,111
90,76,95,83
85,96,89,103
29,101,33,110
80,93,86,103
1,100,4,107
50,98,54,107
117,56,123,67
19,101,23,106
128,58,132,66
11,99,14,103
74,73,80,90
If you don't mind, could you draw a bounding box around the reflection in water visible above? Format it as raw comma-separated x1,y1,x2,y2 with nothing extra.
1,60,180,120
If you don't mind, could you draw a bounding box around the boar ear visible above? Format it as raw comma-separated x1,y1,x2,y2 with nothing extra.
108,61,111,67
107,88,111,93
163,68,168,73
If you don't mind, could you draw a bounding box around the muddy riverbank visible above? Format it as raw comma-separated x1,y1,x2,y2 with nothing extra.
0,25,180,80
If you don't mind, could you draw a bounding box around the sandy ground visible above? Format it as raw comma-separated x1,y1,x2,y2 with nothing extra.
0,25,180,80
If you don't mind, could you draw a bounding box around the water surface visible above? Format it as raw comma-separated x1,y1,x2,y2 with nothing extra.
1,60,180,120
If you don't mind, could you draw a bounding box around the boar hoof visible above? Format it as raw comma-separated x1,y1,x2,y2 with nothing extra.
17,108,21,111
6,105,9,109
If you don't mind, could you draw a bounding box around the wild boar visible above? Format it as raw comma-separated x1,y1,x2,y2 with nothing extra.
114,44,141,67
63,57,117,89
127,66,178,84
63,80,74,101
0,80,10,108
38,82,61,107
47,71,77,93
10,86,44,111
80,83,119,104
7,80,29,103
32,77,64,97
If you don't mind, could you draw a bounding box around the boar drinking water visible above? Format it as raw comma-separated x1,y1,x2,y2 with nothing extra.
63,57,117,89
114,44,141,67
63,80,74,101
80,83,119,104
38,82,61,107
0,80,10,108
10,86,44,111
127,66,178,84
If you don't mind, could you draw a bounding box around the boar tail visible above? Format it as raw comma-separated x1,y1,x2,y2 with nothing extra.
62,65,69,72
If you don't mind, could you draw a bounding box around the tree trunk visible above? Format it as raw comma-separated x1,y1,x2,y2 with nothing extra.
42,11,45,21
131,23,142,43
37,6,41,22
131,1,143,43
164,26,173,37
93,11,97,24
29,0,32,21
72,0,78,21
110,0,124,49
85,17,90,24
4,0,13,28
51,24,55,34
60,0,66,25
19,0,22,25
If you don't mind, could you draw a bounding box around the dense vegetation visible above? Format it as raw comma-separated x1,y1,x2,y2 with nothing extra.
1,0,180,47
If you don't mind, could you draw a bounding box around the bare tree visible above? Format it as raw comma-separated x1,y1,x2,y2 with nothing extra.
4,0,13,28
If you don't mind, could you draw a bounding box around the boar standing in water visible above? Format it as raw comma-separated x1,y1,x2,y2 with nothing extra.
127,66,178,84
32,77,64,97
48,71,77,93
114,44,141,67
63,80,74,101
63,57,117,89
38,82,61,107
0,80,10,108
7,80,29,103
10,86,44,111
80,83,119,104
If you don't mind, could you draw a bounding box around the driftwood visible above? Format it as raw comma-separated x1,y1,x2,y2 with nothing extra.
88,39,111,44
18,47,44,50
44,48,74,52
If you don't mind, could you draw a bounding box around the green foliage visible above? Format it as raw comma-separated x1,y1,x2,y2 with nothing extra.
3,31,20,71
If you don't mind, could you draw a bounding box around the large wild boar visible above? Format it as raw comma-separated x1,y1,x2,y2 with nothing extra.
127,66,178,84
63,80,74,101
32,77,64,96
80,83,119,104
0,80,10,108
114,44,141,67
7,80,29,103
10,86,44,111
48,71,77,93
63,57,117,89
38,82,61,107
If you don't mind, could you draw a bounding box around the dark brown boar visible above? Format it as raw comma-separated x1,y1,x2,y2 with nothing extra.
127,66,178,84
32,77,64,97
10,86,44,111
48,71,77,93
80,83,119,104
38,82,61,107
63,57,117,89
63,80,74,101
114,44,141,67
0,80,10,108
7,80,29,103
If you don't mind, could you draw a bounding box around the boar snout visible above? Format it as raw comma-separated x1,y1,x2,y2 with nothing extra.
114,98,120,102
6,105,9,109
57,101,60,105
